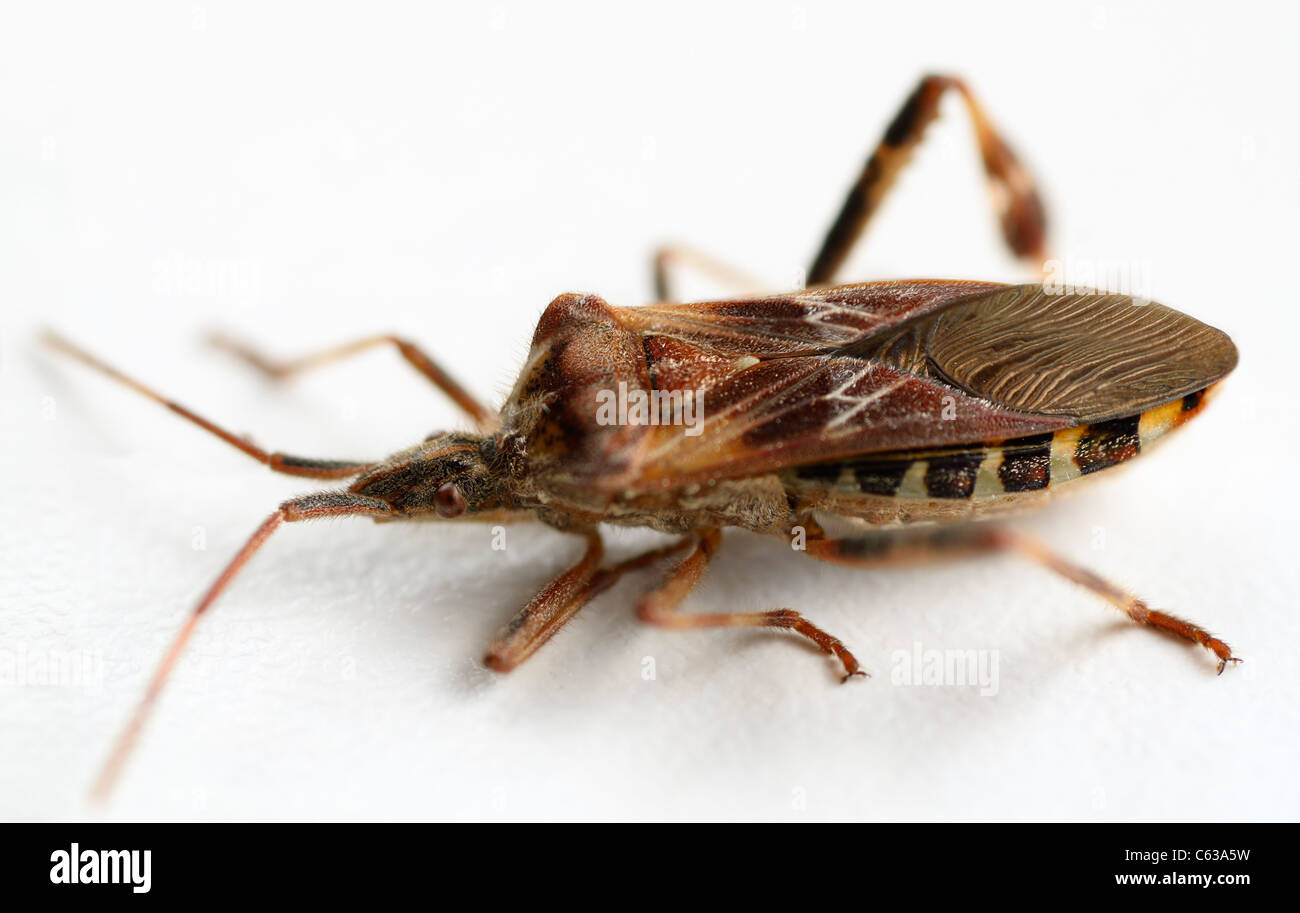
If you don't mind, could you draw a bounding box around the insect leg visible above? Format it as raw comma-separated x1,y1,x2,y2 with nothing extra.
482,531,605,673
990,528,1242,675
651,243,768,303
798,520,998,567
91,491,394,801
483,535,696,672
807,74,1047,286
207,330,497,430
635,529,866,682
42,331,377,479
798,522,1241,674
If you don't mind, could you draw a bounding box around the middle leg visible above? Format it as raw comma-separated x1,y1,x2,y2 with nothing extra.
650,242,769,303
635,529,866,681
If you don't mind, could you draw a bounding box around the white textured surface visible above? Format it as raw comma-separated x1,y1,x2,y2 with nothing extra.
2,1,1297,821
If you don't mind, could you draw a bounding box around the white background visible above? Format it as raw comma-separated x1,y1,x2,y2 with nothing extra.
3,1,1298,821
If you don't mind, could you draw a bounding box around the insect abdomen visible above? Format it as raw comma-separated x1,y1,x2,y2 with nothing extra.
785,386,1215,523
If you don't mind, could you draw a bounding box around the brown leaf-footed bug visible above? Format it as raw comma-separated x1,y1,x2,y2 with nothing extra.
45,74,1239,800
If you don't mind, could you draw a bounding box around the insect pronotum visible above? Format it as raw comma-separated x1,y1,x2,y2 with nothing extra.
47,74,1239,800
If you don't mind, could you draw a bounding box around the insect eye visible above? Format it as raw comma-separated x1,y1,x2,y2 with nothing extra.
433,482,466,518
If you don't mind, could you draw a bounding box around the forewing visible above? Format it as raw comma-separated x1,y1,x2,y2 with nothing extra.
623,279,1004,356
607,282,1236,491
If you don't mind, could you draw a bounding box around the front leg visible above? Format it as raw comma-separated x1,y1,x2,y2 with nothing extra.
483,531,606,673
208,330,498,431
483,534,693,672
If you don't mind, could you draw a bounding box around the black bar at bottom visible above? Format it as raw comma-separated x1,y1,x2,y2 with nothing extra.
3,822,1283,899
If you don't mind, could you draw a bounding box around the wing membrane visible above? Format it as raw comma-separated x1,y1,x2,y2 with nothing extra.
920,285,1237,419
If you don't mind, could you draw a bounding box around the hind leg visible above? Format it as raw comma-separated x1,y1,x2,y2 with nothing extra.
807,74,1048,285
796,520,1240,674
